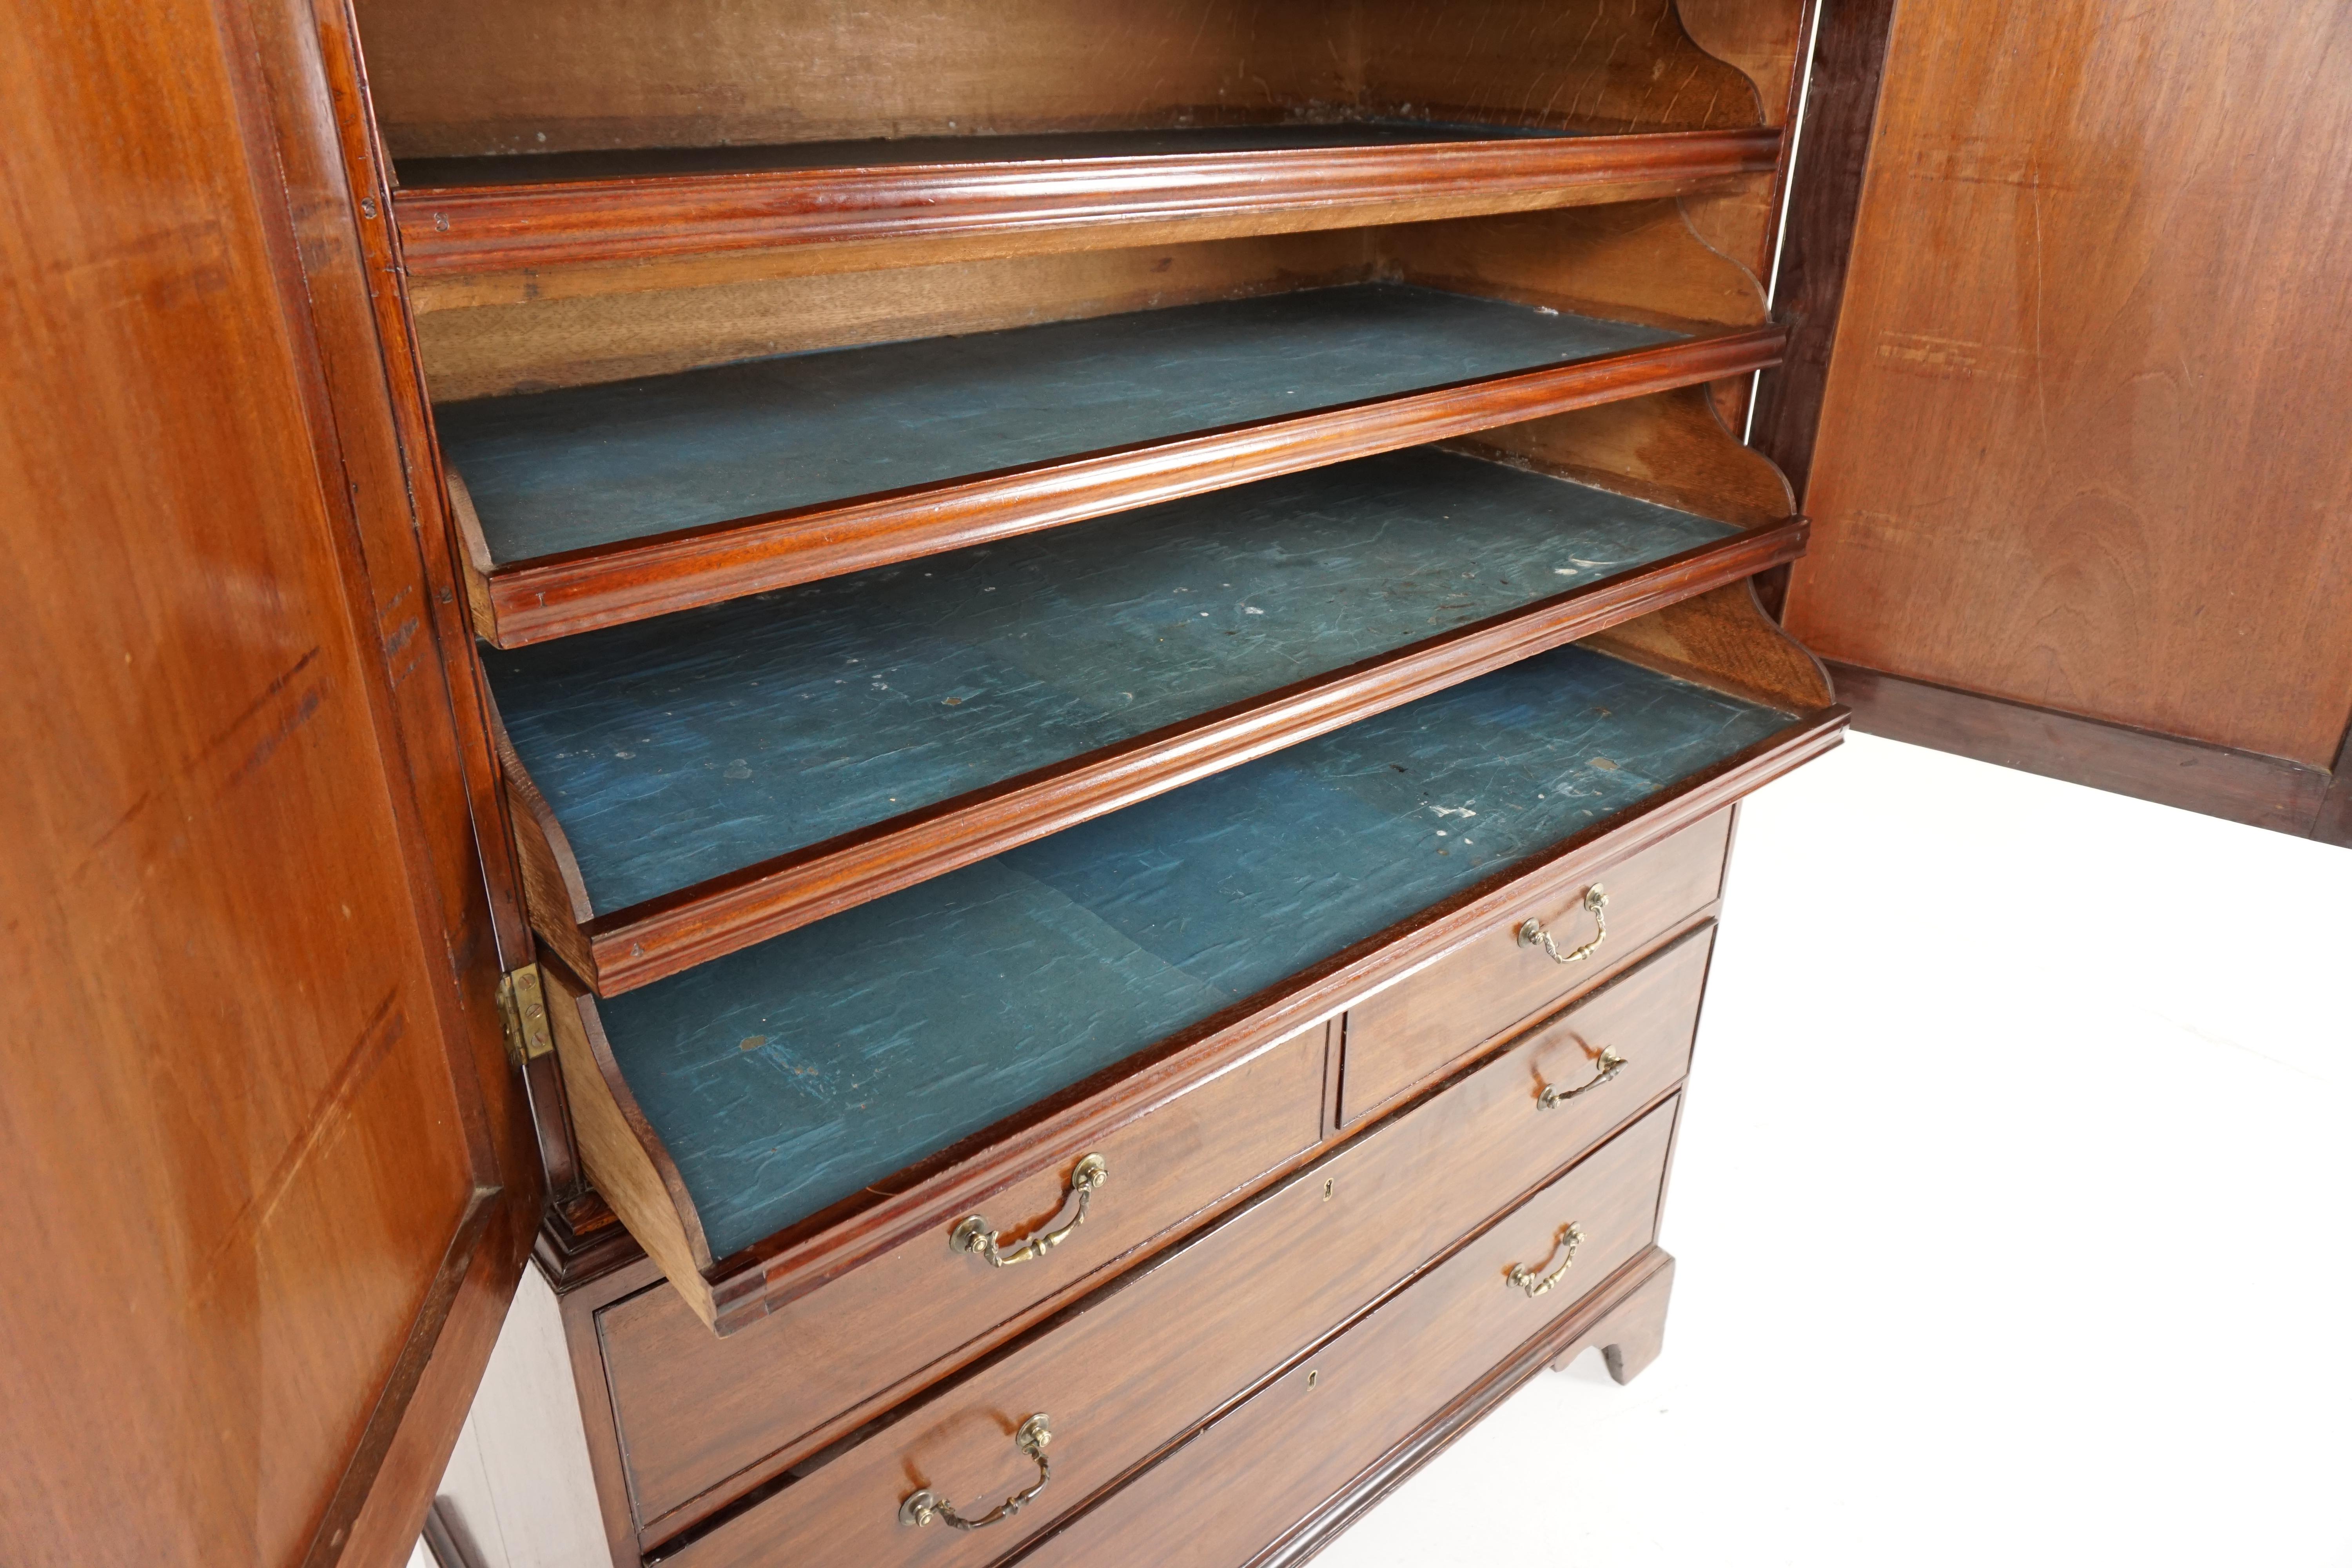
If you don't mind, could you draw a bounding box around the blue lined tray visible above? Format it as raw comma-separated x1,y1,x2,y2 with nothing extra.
486,448,1737,915
439,283,1677,564
597,643,1790,1257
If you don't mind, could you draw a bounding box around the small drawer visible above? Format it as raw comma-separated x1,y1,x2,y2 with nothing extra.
1014,1127,1679,1568
660,1057,1683,1565
1338,805,1730,1124
600,1024,1328,1536
1437,918,1711,1191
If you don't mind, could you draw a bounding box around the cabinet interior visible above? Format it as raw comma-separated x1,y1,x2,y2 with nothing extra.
357,0,1769,159
336,0,1831,1336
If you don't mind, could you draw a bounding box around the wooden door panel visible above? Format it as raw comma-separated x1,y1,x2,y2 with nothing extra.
0,1,528,1564
1781,0,2352,772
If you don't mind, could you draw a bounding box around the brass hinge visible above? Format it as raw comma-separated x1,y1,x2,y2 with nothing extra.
498,963,555,1064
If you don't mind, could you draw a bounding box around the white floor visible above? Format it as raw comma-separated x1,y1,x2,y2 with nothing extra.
1316,732,2352,1568
411,1268,610,1568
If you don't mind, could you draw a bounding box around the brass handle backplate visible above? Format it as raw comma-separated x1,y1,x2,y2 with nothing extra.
1505,1222,1584,1298
1519,884,1607,965
898,1413,1052,1530
952,1155,1107,1268
1538,1048,1626,1110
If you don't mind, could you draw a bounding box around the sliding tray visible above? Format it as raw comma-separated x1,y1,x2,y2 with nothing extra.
540,638,1845,1331
393,122,1781,277
437,282,1786,644
486,448,1809,993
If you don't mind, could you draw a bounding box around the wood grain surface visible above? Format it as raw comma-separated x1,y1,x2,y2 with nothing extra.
0,0,530,1562
394,125,1781,276
1461,381,1797,528
1748,0,1899,514
1827,660,2336,838
599,1026,1325,1539
1009,1246,1677,1568
1387,196,1771,332
251,3,557,1561
1680,0,1811,132
1590,579,1836,713
0,3,1844,1564
1784,0,2352,769
541,960,719,1326
1341,848,1724,1125
354,0,1768,160
1262,1248,1678,1565
410,227,1385,390
2319,727,2352,849
658,1096,1679,1566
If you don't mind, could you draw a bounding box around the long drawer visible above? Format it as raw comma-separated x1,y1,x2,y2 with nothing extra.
596,864,1720,1541
657,1084,1684,1565
1338,804,1730,1124
1010,1240,1678,1568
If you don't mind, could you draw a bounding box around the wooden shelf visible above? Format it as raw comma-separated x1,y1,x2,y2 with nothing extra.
488,448,1807,996
440,284,1787,646
572,642,1829,1273
393,123,1782,278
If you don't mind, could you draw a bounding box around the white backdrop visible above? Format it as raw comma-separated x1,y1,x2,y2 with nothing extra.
1317,730,2352,1568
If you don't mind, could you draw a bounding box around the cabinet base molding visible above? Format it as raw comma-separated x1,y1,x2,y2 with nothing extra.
533,1189,642,1292
1828,661,2348,845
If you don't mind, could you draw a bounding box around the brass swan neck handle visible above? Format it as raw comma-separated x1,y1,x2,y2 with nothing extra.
1538,1047,1627,1109
899,1414,1053,1531
1519,884,1608,966
952,1154,1108,1268
1504,1223,1585,1298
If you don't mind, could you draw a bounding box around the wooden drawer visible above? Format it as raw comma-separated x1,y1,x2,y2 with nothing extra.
659,1081,1681,1566
598,1023,1328,1536
1011,1233,1677,1568
1339,804,1731,1124
614,922,1706,1547
1434,918,1711,1191
599,867,1715,1542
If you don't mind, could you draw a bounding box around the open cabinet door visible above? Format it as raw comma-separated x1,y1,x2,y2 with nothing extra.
1755,0,2352,845
0,1,542,1564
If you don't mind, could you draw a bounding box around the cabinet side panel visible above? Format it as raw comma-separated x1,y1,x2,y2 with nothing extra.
0,0,527,1563
1784,0,2352,769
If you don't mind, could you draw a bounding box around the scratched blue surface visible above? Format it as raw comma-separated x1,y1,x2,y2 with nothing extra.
483,449,1738,914
598,644,1791,1258
436,284,1679,563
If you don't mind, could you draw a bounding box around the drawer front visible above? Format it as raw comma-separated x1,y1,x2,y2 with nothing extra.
1012,1163,1678,1568
603,1024,1328,1533
1339,806,1730,1124
1441,919,1710,1191
666,1086,1681,1567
